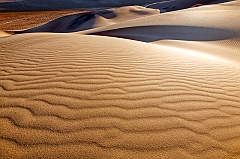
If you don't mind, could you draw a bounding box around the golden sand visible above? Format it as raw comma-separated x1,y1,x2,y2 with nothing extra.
1,1,240,158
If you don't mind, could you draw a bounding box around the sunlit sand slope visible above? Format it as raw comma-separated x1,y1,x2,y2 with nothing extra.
20,6,159,33
82,1,240,63
1,33,240,158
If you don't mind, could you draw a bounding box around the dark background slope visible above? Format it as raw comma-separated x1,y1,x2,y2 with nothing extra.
1,0,233,11
0,0,233,11
0,0,164,11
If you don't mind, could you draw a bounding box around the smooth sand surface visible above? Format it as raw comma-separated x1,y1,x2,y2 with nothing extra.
19,6,159,33
80,1,240,63
1,0,240,159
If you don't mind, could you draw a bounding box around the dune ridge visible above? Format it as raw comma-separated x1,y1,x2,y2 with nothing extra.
1,33,240,158
80,2,240,63
17,6,159,33
1,0,240,158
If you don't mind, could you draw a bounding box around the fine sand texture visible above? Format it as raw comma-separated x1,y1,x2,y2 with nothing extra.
1,0,240,159
0,10,88,31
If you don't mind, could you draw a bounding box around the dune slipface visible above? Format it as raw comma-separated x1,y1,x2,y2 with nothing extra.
1,0,240,159
81,0,240,63
18,6,159,33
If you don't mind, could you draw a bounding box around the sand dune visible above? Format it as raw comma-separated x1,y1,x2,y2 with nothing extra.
1,0,240,159
145,0,234,12
0,10,88,31
81,2,240,63
0,0,163,11
80,1,240,34
1,33,240,158
0,0,233,11
18,6,159,33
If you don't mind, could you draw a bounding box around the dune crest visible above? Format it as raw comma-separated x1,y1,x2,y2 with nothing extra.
18,6,159,33
1,33,240,158
1,0,240,158
79,1,240,63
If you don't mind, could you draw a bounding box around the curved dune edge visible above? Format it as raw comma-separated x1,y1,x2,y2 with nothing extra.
152,39,240,64
79,4,240,35
1,33,240,158
78,2,240,64
17,6,159,33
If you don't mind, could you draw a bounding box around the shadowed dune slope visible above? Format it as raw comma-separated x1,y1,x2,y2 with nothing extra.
1,33,240,158
81,1,240,63
17,6,159,33
14,0,237,34
0,0,164,11
145,0,234,12
80,1,240,35
92,25,238,42
0,0,233,11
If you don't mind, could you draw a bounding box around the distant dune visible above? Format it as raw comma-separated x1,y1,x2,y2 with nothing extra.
18,6,159,33
145,0,234,12
0,0,163,11
1,0,240,159
0,10,88,31
0,0,233,11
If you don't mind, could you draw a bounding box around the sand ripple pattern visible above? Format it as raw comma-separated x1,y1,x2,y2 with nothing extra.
1,34,240,158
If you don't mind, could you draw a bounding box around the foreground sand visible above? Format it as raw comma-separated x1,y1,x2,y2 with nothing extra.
1,1,240,159
1,33,240,158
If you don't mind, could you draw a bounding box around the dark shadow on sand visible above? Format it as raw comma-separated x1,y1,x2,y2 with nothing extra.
206,0,234,4
145,0,234,13
91,25,237,42
16,10,116,33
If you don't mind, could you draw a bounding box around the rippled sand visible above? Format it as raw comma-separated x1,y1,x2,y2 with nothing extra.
1,1,240,158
